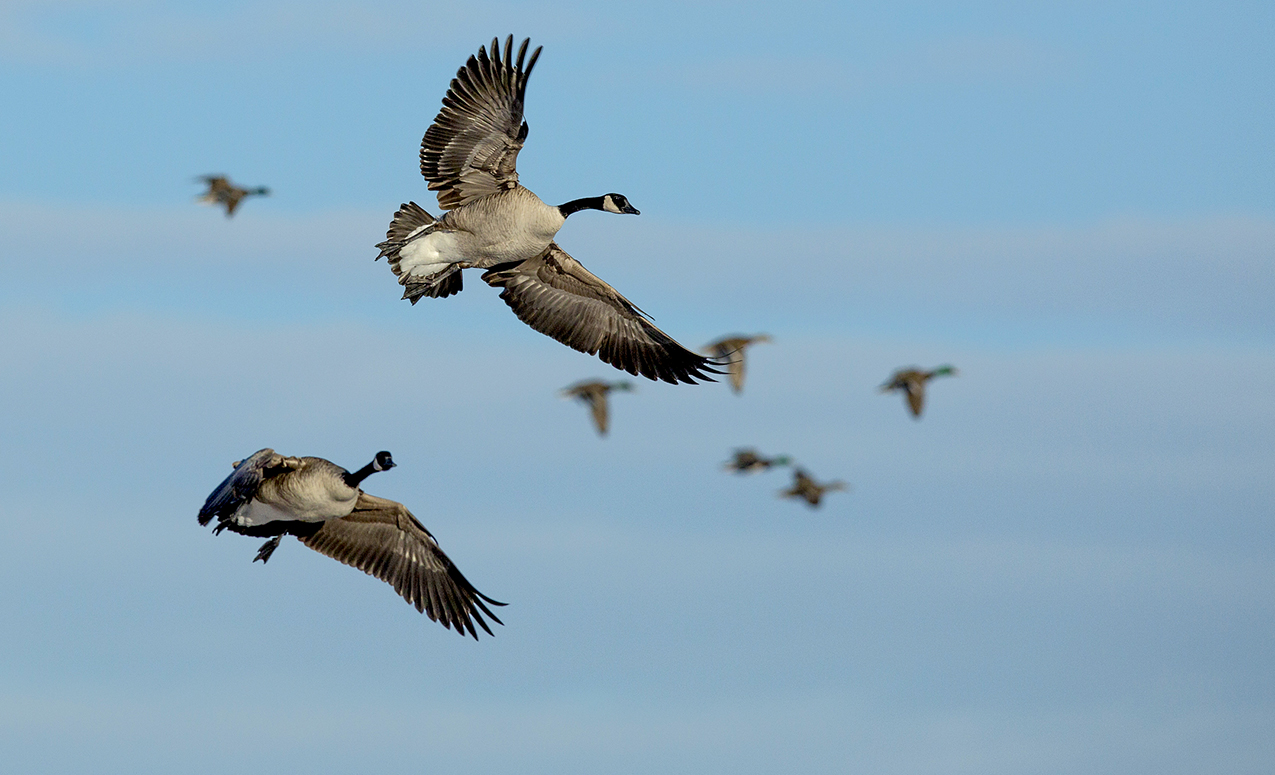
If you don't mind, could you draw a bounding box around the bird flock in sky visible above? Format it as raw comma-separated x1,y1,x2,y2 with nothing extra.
194,36,958,637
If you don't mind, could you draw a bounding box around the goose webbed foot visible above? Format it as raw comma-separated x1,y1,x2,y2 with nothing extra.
253,536,282,563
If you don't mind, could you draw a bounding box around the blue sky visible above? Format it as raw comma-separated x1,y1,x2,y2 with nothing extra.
1,2,1272,773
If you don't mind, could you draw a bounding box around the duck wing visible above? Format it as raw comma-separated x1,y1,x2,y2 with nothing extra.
198,448,300,527
906,383,926,416
588,390,609,435
482,244,720,385
301,493,505,639
420,36,542,210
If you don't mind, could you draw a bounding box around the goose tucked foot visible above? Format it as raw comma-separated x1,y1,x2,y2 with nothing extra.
376,201,468,300
401,264,463,302
253,535,282,563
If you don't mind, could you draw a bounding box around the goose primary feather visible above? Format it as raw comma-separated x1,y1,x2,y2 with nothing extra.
375,36,719,385
198,449,504,639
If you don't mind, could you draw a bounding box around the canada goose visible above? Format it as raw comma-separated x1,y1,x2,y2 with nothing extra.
724,447,792,474
196,175,270,217
375,36,718,385
704,334,772,394
780,469,848,508
879,365,959,418
561,379,633,436
198,449,504,638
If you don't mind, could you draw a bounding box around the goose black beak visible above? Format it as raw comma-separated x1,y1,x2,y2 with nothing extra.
623,204,641,215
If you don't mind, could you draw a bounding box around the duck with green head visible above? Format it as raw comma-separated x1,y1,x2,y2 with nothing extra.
196,174,270,217
879,364,958,418
780,469,848,508
723,447,792,474
561,379,634,436
704,334,772,394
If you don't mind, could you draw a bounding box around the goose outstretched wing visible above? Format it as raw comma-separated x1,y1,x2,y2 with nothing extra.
301,493,505,639
482,244,720,385
197,448,300,527
420,35,542,210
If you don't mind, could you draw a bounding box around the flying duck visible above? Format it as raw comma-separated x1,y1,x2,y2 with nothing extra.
780,469,848,508
879,365,959,418
198,449,504,638
375,36,719,385
196,175,269,217
723,447,792,474
561,379,633,436
704,334,772,394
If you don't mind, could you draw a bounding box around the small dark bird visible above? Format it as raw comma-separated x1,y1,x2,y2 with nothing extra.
197,174,270,217
879,365,958,418
704,334,772,394
723,447,792,474
780,468,848,508
198,449,504,638
561,379,633,436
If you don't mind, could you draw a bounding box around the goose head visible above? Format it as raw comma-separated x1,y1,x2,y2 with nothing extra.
373,450,396,471
558,194,640,217
345,450,396,488
601,193,640,215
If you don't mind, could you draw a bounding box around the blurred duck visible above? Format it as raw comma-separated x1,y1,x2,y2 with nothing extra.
197,448,504,638
375,36,718,384
724,447,792,474
196,175,270,217
780,469,848,508
704,334,772,393
561,379,633,436
879,365,958,418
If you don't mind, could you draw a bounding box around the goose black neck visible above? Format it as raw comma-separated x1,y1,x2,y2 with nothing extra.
558,196,606,217
344,462,379,488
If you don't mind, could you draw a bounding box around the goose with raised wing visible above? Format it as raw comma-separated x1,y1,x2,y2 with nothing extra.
704,334,771,394
196,175,269,217
879,364,959,418
375,36,718,384
197,449,504,638
561,379,633,436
